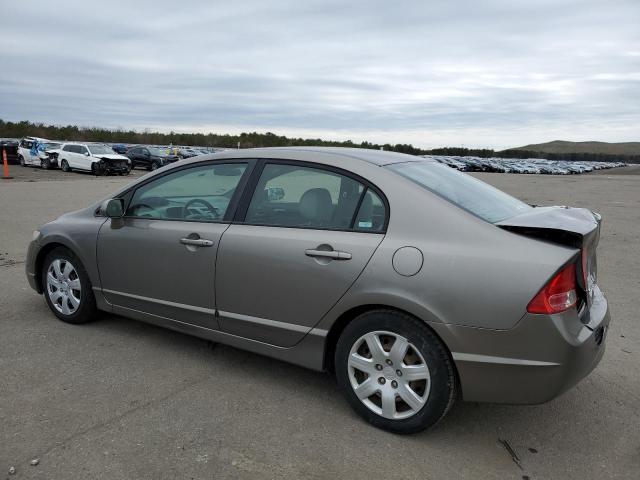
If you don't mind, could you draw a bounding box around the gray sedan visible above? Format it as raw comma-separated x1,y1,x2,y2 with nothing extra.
26,147,610,433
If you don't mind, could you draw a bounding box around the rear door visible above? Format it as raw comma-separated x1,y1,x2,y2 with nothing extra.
215,161,387,347
97,161,252,328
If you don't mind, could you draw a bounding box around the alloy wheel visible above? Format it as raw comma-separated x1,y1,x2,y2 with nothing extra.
347,330,431,420
46,259,81,315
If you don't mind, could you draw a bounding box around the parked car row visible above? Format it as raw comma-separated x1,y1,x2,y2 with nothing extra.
110,143,224,159
14,137,228,175
427,155,627,174
18,137,131,175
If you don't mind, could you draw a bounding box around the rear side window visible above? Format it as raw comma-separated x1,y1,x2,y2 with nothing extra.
353,189,385,232
244,163,386,231
387,161,531,223
126,163,248,222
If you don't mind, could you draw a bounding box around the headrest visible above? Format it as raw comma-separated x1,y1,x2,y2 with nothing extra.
299,188,333,224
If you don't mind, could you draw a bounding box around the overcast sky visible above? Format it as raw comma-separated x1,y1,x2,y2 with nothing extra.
1,0,639,148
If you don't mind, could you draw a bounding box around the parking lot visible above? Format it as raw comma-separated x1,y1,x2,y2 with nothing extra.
1,166,639,479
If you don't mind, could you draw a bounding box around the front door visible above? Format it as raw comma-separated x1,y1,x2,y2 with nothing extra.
216,161,387,347
97,161,251,328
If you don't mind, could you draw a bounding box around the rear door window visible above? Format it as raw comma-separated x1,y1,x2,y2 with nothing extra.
244,163,386,231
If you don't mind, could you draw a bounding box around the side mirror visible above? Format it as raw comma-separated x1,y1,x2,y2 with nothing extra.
85,152,90,156
101,198,124,218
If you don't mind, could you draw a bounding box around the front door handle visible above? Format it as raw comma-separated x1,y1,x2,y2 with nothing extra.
305,249,352,260
180,237,214,247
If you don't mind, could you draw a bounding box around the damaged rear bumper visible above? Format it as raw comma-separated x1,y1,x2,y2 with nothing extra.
431,287,610,404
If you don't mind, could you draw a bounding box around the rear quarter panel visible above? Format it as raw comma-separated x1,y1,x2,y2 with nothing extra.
315,173,578,332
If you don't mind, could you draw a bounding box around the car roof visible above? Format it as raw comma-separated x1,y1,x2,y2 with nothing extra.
202,146,429,167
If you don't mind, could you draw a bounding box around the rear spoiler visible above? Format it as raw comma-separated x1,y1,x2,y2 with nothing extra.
496,206,601,249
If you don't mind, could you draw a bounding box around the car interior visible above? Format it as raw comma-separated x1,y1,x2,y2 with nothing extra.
244,165,385,231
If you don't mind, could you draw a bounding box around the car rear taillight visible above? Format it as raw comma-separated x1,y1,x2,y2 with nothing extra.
527,263,578,314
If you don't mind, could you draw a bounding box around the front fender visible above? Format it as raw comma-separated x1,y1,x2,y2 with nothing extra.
30,214,108,297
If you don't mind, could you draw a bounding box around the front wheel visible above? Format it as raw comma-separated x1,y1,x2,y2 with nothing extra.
41,158,51,169
150,161,160,171
42,247,97,324
335,310,457,434
60,159,71,172
19,155,26,166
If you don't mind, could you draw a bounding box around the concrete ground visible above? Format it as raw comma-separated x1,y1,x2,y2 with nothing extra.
1,165,639,479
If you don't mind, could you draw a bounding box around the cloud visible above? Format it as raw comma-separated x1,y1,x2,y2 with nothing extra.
1,0,639,148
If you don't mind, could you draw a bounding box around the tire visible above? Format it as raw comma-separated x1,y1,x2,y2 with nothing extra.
19,155,25,166
41,158,51,170
335,310,457,434
61,159,71,172
91,163,103,176
150,161,160,171
41,247,97,324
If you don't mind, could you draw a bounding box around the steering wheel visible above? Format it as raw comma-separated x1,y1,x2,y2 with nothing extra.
129,203,155,217
183,198,219,220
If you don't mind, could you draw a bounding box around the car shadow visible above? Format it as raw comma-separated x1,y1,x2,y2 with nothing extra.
87,312,596,434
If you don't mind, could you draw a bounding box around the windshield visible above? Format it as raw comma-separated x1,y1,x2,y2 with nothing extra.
88,144,115,155
387,161,532,223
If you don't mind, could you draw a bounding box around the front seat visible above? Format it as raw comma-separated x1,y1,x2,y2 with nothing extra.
299,188,333,227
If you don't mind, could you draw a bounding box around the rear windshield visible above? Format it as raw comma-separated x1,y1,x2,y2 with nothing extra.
387,161,531,223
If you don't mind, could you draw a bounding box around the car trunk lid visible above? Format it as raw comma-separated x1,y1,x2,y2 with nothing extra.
496,206,601,310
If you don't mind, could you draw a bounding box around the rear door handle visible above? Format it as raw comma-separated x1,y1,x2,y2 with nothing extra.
305,249,352,260
180,237,214,247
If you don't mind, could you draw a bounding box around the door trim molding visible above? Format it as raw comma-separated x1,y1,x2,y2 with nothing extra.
218,310,328,337
102,288,216,315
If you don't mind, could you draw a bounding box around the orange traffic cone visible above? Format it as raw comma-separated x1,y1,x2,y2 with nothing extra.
2,147,13,180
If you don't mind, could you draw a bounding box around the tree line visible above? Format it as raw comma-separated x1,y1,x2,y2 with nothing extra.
1,119,636,163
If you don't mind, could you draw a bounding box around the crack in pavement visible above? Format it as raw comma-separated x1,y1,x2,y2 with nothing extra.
26,374,212,463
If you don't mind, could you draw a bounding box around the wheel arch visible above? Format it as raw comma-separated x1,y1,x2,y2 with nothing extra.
323,304,457,377
34,240,88,292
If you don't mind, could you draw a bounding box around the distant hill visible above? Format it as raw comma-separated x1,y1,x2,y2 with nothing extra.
507,140,640,156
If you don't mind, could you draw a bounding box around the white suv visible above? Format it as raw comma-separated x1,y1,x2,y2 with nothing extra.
58,143,131,175
18,137,62,169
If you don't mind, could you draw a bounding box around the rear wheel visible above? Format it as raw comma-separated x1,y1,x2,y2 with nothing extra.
335,310,457,434
42,247,97,324
61,159,71,172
